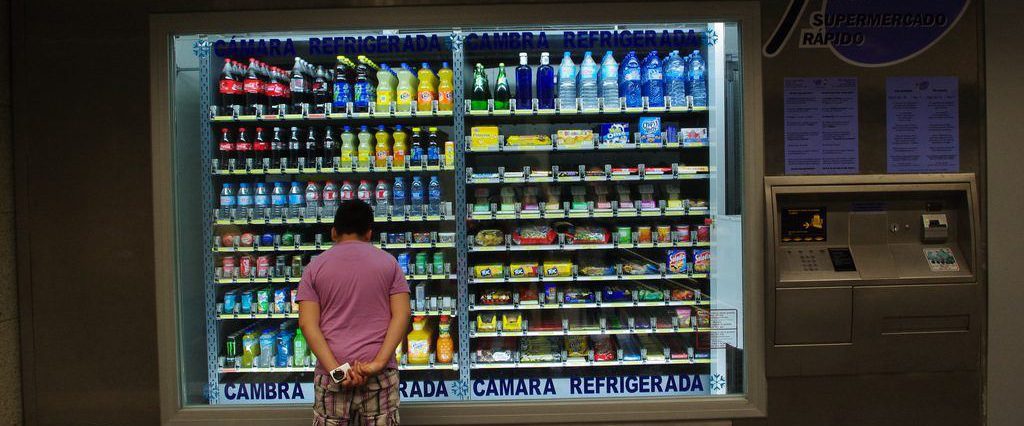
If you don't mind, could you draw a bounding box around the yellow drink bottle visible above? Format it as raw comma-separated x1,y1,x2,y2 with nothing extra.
436,315,454,364
416,62,437,112
395,63,418,112
356,125,373,167
376,64,397,111
374,125,391,168
392,125,409,167
406,316,432,365
437,62,454,111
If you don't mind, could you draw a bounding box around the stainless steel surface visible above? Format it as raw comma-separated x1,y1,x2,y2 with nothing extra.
774,287,851,345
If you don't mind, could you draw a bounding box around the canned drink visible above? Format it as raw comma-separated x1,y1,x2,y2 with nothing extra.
637,226,652,243
281,231,295,246
656,226,672,243
240,232,255,247
432,252,445,275
241,290,253,313
275,255,288,277
224,291,238,313
274,288,288,313
290,255,303,277
617,226,632,244
256,256,271,278
260,233,275,246
290,289,299,313
220,234,235,247
674,225,690,242
697,225,711,243
396,252,411,275
225,334,239,358
239,255,254,278
257,287,271,313
222,256,237,278
415,252,428,275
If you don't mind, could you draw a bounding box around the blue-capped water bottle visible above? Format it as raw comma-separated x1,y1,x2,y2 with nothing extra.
557,51,577,110
427,176,442,216
392,176,406,212
642,51,665,107
687,50,707,107
599,51,619,109
577,51,599,110
664,51,687,107
220,183,236,209
287,181,304,207
237,183,253,211
619,51,642,108
254,182,269,210
410,176,424,215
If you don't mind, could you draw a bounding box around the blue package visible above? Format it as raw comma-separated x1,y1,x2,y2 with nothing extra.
240,290,253,313
274,288,288,313
224,291,238,313
638,116,662,144
666,125,678,143
599,122,630,144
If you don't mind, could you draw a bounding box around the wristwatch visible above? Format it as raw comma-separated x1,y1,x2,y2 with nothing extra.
330,363,351,384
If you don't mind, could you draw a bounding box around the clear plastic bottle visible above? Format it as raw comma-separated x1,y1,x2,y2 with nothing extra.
220,183,236,209
375,180,391,213
287,181,304,208
339,126,356,167
687,50,708,107
577,51,599,110
410,176,424,214
236,183,252,210
437,62,454,111
374,125,391,168
663,50,687,107
557,51,577,110
392,176,406,212
395,63,418,112
642,51,665,107
620,51,643,108
427,176,442,216
375,64,397,111
392,125,408,167
254,182,269,210
304,181,321,208
356,180,373,203
356,125,373,167
599,51,619,109
416,62,437,112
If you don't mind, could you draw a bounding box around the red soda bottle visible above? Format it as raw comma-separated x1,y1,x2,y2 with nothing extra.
243,58,264,115
218,59,241,114
235,127,251,169
218,128,234,170
252,127,268,168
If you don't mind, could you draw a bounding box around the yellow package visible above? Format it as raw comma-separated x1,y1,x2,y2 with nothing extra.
556,130,595,147
471,126,500,150
506,135,552,146
508,262,539,277
474,263,504,278
477,313,497,332
502,312,523,331
542,260,573,277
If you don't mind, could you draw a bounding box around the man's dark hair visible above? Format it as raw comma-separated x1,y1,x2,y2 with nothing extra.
333,199,374,236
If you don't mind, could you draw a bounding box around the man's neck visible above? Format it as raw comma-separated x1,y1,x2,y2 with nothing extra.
334,234,367,244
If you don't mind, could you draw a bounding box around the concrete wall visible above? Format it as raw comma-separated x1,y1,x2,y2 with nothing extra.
1,0,21,422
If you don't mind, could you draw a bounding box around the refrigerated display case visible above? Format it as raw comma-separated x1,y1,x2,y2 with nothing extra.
153,2,764,423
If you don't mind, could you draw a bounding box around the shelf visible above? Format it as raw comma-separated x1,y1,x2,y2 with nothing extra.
217,310,456,320
468,207,709,221
471,327,698,338
469,241,709,253
218,362,459,374
214,215,452,225
211,109,454,123
469,273,707,284
472,358,711,369
216,273,455,285
213,164,454,176
466,105,708,117
466,142,708,153
213,242,456,253
469,299,709,311
467,173,709,184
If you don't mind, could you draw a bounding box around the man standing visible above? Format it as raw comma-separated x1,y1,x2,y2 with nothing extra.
297,199,411,425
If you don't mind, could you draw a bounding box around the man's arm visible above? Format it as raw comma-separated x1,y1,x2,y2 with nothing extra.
299,300,364,386
355,292,411,376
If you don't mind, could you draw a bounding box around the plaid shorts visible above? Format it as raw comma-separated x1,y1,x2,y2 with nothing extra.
313,369,401,426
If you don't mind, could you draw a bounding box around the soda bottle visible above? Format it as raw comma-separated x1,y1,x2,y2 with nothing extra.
287,127,301,169
339,180,355,201
663,51,687,107
254,182,269,210
620,51,643,108
288,181,304,208
356,180,373,203
470,63,490,111
409,127,424,165
332,57,352,113
599,51,620,109
416,63,437,112
687,50,707,107
243,58,264,115
304,181,321,208
557,52,578,110
375,180,391,213
235,127,252,169
392,125,408,167
322,181,339,208
305,127,320,168
218,59,242,113
374,125,391,169
392,176,406,212
271,182,287,215
578,51,600,110
339,126,356,167
220,183,236,209
515,53,532,110
252,127,268,168
264,67,286,111
409,176,424,214
311,66,329,113
395,63,418,113
494,64,511,110
289,57,309,114
237,183,253,211
426,127,441,167
353,63,375,113
356,125,373,168
376,64,397,111
293,329,309,367
322,127,337,168
427,176,442,216
218,128,234,170
270,127,284,168
536,52,555,110
642,51,665,107
437,62,454,111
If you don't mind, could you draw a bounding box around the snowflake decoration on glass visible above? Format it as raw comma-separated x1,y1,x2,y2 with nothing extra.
193,39,211,58
710,374,727,391
450,380,470,399
705,28,719,47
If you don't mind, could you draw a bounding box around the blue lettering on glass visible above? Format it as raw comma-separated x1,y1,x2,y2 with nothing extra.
223,383,304,401
213,38,296,58
399,380,450,399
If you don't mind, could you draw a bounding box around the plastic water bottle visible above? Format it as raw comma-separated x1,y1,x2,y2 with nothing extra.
642,51,665,107
356,180,373,203
288,181,304,207
557,52,577,110
392,176,406,212
220,183,236,209
339,180,354,201
599,51,619,109
620,51,642,108
275,330,293,368
664,51,687,107
321,181,338,208
254,182,269,209
375,180,391,213
410,176,424,214
577,51,599,110
258,329,275,367
236,183,253,209
270,182,287,212
304,181,321,208
293,329,309,367
427,176,442,216
536,52,555,110
687,50,708,107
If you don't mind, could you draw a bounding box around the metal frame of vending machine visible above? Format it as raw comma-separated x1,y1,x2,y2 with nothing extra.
151,2,765,424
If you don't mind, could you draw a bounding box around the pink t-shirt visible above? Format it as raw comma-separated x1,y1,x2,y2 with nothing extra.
296,240,409,374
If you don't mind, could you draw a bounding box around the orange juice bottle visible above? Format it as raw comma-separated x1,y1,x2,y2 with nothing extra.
436,315,454,364
392,125,408,168
437,62,454,111
374,125,391,168
406,316,432,365
416,63,437,112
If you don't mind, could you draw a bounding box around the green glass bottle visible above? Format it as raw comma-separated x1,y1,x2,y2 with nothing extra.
470,63,491,110
494,63,511,110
